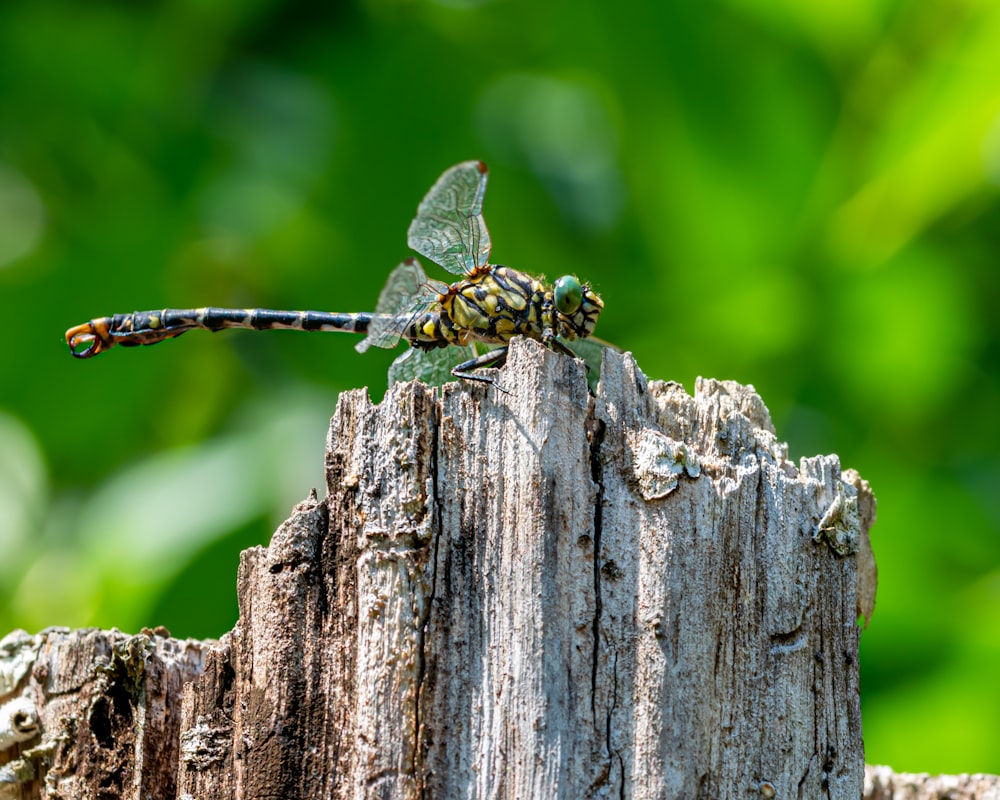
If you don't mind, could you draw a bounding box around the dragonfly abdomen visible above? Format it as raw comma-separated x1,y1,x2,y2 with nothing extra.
400,310,462,351
176,307,373,334
67,307,374,358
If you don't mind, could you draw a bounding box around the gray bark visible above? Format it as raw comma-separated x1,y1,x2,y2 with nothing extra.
0,627,208,799
1,338,887,798
865,765,1000,799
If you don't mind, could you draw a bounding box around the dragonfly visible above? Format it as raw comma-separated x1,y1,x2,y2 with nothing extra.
65,161,605,389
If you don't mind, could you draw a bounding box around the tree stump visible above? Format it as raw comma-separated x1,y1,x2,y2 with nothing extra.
1,338,880,799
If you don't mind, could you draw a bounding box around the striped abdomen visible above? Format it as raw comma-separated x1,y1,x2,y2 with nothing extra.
66,307,376,359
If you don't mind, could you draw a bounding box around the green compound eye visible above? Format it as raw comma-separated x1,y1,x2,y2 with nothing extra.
554,275,583,315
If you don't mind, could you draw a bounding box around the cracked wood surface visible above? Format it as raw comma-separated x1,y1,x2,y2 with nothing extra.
0,628,208,799
177,338,874,799
0,338,882,798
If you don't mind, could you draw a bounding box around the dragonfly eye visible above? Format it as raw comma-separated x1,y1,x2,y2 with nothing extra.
554,275,583,316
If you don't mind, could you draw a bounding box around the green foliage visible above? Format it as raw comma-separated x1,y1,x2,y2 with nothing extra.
1,0,998,775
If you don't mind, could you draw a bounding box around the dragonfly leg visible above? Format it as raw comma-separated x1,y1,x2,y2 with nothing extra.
546,337,576,358
451,346,510,392
543,332,595,386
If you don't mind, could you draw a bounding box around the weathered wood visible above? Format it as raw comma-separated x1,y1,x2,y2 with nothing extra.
175,338,875,799
1,338,886,798
0,627,207,799
864,765,1000,799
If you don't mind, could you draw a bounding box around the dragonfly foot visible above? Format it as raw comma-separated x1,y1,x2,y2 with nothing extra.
450,368,509,394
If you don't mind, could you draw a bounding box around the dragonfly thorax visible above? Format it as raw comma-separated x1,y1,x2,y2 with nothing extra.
435,266,546,345
400,264,603,354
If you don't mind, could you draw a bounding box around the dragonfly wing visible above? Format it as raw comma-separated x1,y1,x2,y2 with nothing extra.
565,337,616,393
388,344,477,387
357,258,443,352
407,161,491,276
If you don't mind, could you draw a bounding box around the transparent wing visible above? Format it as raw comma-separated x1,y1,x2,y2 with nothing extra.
407,161,491,276
565,336,617,393
357,258,446,353
387,344,478,387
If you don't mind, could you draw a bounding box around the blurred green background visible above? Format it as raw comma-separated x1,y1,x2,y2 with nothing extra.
1,0,998,776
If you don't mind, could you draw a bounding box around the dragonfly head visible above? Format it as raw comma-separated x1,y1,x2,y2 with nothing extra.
553,275,603,339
